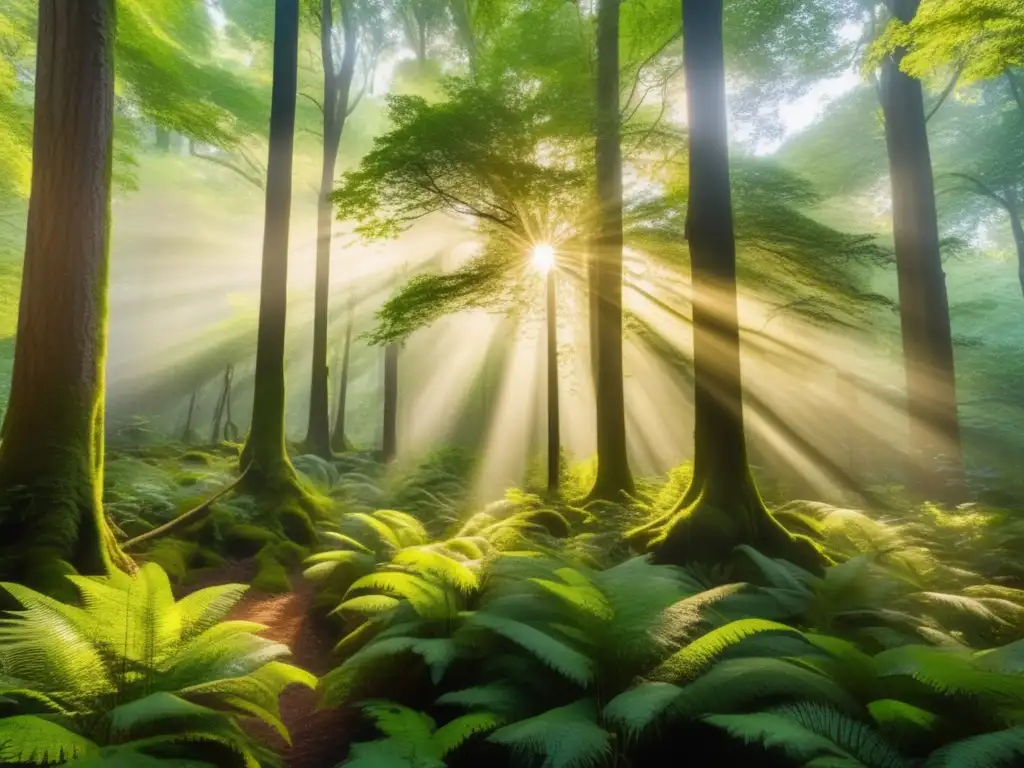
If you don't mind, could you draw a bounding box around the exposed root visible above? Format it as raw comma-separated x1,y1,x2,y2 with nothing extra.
122,468,251,551
630,478,829,575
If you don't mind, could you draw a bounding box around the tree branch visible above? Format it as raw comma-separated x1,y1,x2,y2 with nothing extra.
122,468,250,551
299,92,325,115
924,61,964,123
1006,69,1024,116
190,146,265,189
944,172,1011,212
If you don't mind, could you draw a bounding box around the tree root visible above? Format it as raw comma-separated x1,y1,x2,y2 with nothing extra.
122,468,250,551
629,483,830,575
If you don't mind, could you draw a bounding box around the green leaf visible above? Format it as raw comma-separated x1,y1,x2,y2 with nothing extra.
0,715,99,764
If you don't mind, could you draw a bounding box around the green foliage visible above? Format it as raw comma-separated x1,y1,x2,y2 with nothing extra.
0,563,315,766
873,1,1024,86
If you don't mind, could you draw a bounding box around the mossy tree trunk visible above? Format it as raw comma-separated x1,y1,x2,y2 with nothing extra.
586,0,634,502
631,0,822,573
382,342,399,463
879,0,963,499
305,0,359,459
240,0,300,488
331,300,354,452
0,0,133,585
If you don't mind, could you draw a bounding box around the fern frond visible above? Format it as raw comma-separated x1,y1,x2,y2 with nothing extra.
529,569,613,622
372,510,429,547
650,619,808,683
320,532,375,553
926,727,1024,767
346,572,453,619
0,715,98,764
104,691,217,736
173,584,249,640
463,611,594,686
433,711,504,757
488,699,611,768
392,547,480,593
436,683,529,718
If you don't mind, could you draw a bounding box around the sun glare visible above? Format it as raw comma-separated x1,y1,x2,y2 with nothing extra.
531,243,555,273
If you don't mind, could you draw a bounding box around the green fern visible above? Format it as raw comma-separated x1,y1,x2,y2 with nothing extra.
926,727,1024,767
340,700,502,767
0,563,314,766
487,699,611,768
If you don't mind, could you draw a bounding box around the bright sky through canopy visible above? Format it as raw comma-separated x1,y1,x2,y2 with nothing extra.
531,243,555,274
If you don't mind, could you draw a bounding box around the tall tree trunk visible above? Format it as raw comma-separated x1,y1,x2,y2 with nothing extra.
331,302,354,452
382,343,399,463
305,0,359,459
0,0,132,584
1004,188,1024,300
240,0,304,499
182,386,199,444
546,268,560,495
586,0,633,500
633,0,823,572
880,0,963,497
155,126,171,151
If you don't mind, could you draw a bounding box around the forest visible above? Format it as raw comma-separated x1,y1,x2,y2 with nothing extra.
0,0,1023,765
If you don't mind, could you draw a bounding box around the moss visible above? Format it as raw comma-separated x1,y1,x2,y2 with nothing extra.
175,471,202,487
275,539,308,566
279,499,317,545
144,538,199,583
180,451,216,466
252,544,292,593
117,518,154,538
522,508,572,538
222,523,277,558
639,490,829,576
18,555,79,604
195,547,227,568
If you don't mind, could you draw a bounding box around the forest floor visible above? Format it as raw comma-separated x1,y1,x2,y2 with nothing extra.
177,559,353,768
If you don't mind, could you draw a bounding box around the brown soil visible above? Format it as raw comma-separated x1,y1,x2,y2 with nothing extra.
178,560,354,768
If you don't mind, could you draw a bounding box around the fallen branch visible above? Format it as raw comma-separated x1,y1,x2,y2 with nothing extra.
122,468,250,551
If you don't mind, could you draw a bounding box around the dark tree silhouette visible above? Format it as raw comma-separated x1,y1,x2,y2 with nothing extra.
631,0,823,572
587,0,634,501
879,0,963,497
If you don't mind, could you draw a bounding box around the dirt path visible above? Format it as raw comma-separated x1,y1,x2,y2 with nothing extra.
178,561,354,768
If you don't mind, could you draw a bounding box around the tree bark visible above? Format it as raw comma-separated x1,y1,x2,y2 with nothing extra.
546,268,560,495
880,0,963,498
305,0,359,459
634,0,823,572
0,0,133,584
586,0,634,501
1005,189,1024,300
382,343,399,463
331,302,354,452
155,126,171,151
240,0,300,487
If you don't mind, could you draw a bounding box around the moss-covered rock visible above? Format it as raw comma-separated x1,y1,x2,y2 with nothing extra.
221,524,277,558
195,547,227,568
252,544,291,593
280,499,317,546
522,508,572,538
180,450,216,466
174,471,202,487
144,539,199,583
